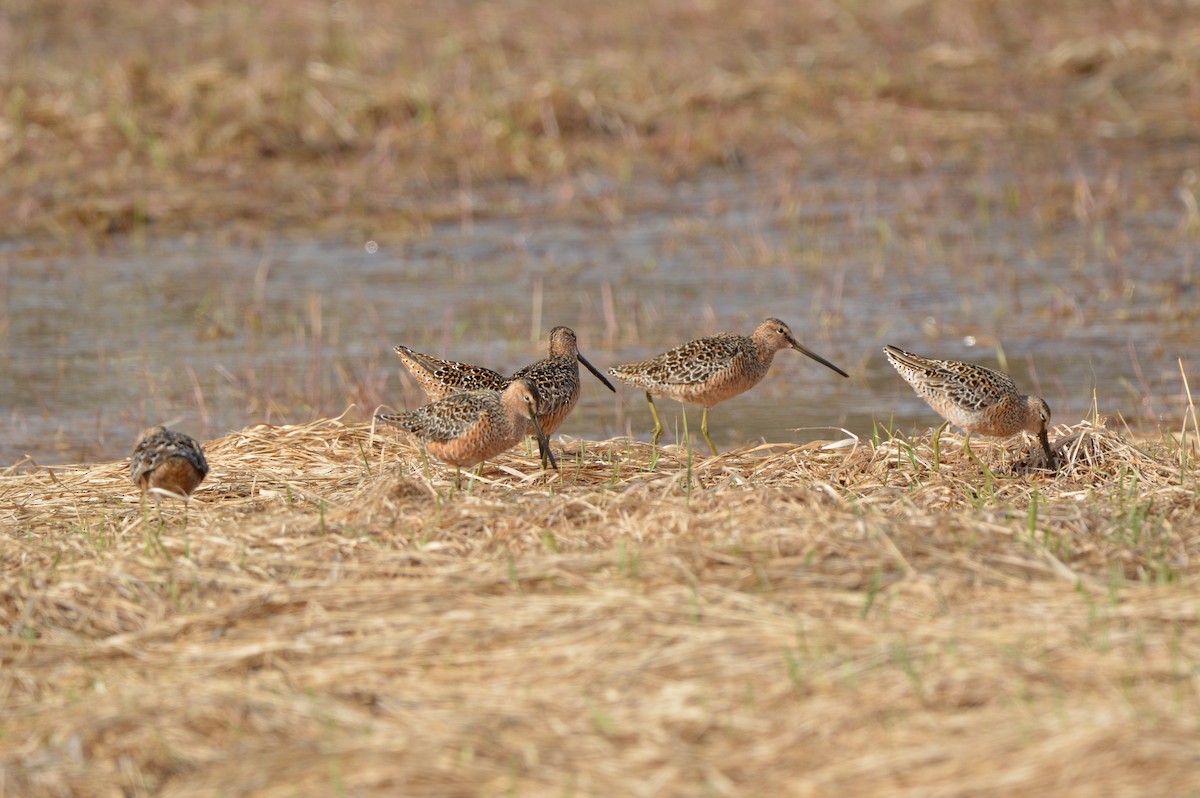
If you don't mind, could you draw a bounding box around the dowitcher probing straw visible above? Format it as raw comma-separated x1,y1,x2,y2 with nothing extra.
376,378,558,486
608,318,849,455
394,326,614,465
884,345,1054,465
130,426,209,508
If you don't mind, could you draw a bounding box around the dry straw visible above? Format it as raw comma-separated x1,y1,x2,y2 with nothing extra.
3,410,1198,795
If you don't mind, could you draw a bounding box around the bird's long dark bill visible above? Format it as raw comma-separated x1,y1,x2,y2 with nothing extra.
789,339,849,378
1039,428,1056,467
578,352,617,392
529,414,559,470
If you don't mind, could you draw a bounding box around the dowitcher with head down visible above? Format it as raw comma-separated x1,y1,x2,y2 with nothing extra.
130,426,209,508
884,345,1054,466
377,378,558,486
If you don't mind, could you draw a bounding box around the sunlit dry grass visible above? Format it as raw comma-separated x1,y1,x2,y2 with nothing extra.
2,411,1199,795
4,1,1200,794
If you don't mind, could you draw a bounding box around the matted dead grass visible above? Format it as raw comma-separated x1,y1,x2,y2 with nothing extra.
3,413,1199,796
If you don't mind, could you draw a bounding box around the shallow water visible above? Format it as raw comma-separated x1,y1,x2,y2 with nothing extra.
3,153,1198,466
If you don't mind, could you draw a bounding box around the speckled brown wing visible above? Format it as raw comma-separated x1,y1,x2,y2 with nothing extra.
885,346,1019,413
609,334,751,389
394,345,507,401
377,391,500,443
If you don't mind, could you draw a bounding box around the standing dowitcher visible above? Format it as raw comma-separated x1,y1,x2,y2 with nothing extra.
509,326,616,437
394,326,614,459
376,378,558,486
129,426,209,508
607,318,849,455
884,345,1054,465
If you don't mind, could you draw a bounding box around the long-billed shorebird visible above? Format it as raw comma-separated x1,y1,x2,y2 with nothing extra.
130,426,209,509
508,326,616,436
608,318,849,455
884,345,1054,466
376,378,558,487
394,326,614,466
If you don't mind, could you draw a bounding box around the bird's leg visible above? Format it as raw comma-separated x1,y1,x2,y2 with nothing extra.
962,433,998,481
528,413,557,473
645,392,664,447
931,420,950,469
700,407,719,456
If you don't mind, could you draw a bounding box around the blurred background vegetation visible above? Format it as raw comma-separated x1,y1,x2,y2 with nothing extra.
2,0,1197,242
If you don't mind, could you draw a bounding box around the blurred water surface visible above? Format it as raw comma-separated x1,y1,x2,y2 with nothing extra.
3,155,1197,466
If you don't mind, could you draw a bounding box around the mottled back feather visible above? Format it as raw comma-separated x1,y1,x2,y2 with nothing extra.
130,426,209,501
884,346,1021,413
609,334,753,389
394,345,506,401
